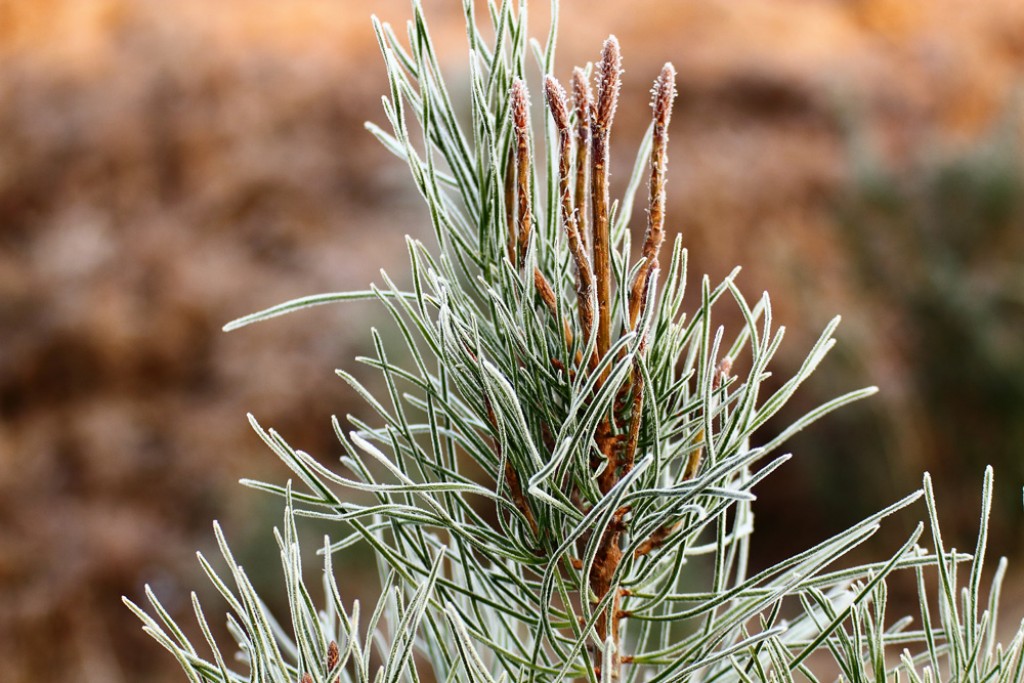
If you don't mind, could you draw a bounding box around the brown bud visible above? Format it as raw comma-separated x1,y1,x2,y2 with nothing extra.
572,66,594,129
510,78,530,134
595,35,622,132
326,640,340,671
652,62,677,131
544,75,570,132
510,78,533,264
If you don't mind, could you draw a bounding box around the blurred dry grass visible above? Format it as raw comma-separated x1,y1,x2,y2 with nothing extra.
1,1,1023,681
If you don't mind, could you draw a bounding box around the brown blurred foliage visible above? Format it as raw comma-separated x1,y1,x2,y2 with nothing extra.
1,1,1023,681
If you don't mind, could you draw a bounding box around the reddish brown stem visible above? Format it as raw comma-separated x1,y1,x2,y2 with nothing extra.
591,37,621,377
683,358,732,480
546,75,596,354
487,399,539,536
504,145,517,264
468,331,540,538
572,67,594,258
641,359,732,559
628,63,677,331
621,364,645,478
587,37,625,681
634,520,682,558
620,266,657,479
534,266,575,348
511,79,533,267
683,437,704,482
590,527,624,654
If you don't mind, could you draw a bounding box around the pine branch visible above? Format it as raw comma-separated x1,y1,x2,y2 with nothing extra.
127,3,1024,683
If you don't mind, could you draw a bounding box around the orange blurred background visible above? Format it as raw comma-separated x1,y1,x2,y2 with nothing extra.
1,1,1023,681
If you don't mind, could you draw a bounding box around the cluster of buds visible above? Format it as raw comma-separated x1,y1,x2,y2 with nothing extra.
504,36,678,680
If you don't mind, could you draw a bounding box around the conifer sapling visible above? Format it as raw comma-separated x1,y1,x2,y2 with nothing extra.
127,2,1024,682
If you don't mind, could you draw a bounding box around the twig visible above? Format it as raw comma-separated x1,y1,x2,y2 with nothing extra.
504,144,517,265
546,75,596,352
572,67,594,256
591,37,621,373
511,79,533,266
634,520,682,559
639,357,733,559
534,265,575,349
463,331,541,539
486,398,540,538
511,78,574,350
682,436,704,482
620,268,657,477
683,357,732,480
628,63,677,330
588,37,624,680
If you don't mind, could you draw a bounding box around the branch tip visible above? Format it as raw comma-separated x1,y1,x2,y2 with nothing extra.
652,62,677,129
595,36,622,131
545,75,571,132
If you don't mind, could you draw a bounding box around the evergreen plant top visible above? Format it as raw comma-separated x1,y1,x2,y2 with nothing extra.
128,2,1024,681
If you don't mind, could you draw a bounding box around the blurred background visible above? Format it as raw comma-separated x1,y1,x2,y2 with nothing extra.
1,1,1023,680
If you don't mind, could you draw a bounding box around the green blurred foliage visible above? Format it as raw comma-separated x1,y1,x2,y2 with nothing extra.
831,111,1024,549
